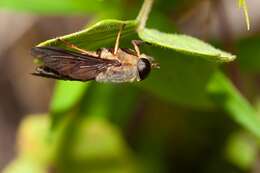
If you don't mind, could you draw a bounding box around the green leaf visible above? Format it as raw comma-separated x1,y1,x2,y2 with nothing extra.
0,0,120,15
107,85,139,127
140,47,216,108
50,81,88,114
80,84,140,127
82,84,117,118
138,28,236,63
207,71,260,138
140,46,260,138
236,36,260,73
38,20,138,50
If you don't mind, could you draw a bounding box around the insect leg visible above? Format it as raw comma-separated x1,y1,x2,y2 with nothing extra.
131,40,145,57
113,24,125,55
57,38,97,56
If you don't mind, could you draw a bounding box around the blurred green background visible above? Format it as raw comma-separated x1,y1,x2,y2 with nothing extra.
0,0,260,173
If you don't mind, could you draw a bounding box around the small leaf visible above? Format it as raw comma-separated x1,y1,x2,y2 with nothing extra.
38,20,137,50
138,28,236,63
50,81,88,114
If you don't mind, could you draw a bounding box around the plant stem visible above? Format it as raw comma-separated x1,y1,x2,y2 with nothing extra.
238,0,250,30
136,0,154,31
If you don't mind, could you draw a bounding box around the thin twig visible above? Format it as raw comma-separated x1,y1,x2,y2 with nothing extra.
136,0,154,31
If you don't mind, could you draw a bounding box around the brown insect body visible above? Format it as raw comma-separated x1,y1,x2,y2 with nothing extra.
96,48,141,83
31,26,159,83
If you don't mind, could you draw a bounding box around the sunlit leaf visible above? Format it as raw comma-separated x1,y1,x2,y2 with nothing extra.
139,28,236,63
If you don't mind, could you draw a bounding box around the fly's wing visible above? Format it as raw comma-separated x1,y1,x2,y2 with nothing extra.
33,66,83,81
31,46,120,81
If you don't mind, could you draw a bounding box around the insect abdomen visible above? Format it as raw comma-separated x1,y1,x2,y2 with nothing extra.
96,67,137,83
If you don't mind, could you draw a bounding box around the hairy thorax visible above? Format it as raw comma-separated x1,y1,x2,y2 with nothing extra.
96,48,139,83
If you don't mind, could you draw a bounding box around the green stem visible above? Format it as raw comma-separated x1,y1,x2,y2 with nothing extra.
136,0,154,31
238,0,250,30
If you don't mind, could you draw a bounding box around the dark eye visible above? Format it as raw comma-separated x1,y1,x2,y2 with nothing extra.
137,58,151,81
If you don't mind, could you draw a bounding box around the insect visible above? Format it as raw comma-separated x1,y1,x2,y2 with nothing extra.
31,26,159,83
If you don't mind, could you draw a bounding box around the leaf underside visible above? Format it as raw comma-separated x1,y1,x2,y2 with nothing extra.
38,20,138,50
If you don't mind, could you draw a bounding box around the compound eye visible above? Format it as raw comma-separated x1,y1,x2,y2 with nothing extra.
137,58,151,81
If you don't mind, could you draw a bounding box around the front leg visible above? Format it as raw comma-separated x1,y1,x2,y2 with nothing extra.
131,40,145,57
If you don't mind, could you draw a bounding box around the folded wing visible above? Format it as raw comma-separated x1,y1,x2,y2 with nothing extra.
31,46,120,81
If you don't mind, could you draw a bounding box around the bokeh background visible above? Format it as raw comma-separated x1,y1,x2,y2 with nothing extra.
1,0,260,173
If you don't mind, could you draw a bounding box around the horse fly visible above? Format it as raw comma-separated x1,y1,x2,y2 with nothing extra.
31,25,159,83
